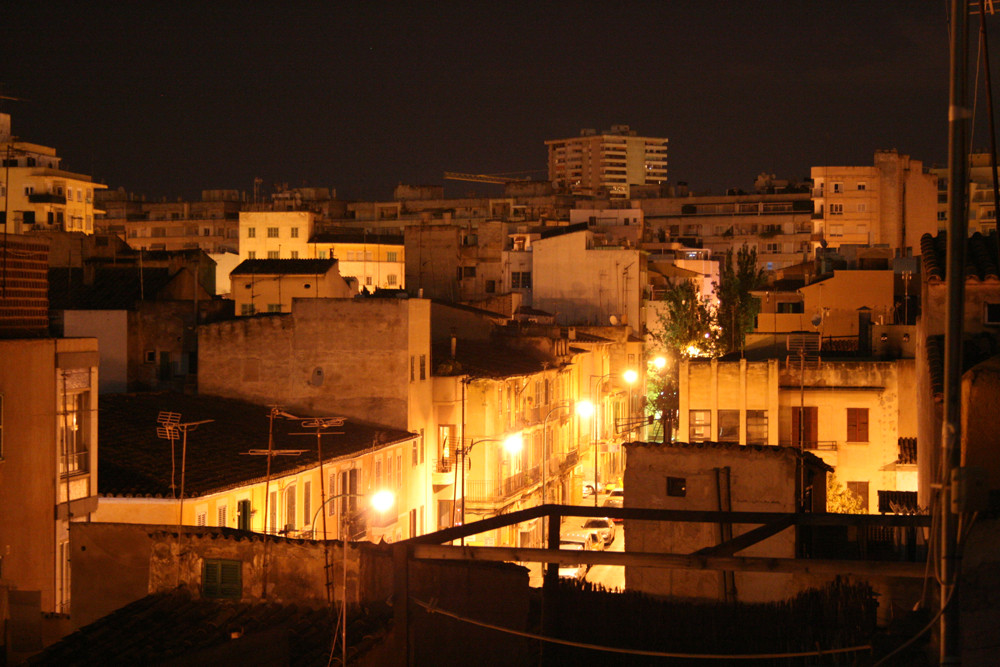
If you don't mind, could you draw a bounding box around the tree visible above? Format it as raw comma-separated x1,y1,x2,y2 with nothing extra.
714,245,767,354
647,278,721,442
827,474,866,514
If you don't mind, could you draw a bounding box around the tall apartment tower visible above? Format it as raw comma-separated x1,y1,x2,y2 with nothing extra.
546,125,668,198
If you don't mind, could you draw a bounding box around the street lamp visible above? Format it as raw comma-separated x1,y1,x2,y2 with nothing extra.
541,401,593,506
309,489,394,667
459,433,523,545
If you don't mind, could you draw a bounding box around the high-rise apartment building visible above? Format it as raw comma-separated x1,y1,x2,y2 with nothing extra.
546,125,668,198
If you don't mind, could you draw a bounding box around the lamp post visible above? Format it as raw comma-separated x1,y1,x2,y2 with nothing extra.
459,433,523,546
310,489,394,667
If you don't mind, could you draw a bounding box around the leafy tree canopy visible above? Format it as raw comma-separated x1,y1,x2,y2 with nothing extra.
714,245,768,354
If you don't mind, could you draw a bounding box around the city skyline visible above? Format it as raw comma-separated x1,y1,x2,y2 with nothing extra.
4,2,965,201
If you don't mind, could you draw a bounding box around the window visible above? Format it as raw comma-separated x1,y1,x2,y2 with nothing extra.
247,250,256,259
458,266,476,279
237,499,251,531
267,227,279,238
387,274,398,286
269,490,278,533
410,356,415,382
938,211,948,221
303,481,311,525
375,459,382,489
24,186,34,196
412,440,419,466
365,251,374,261
512,271,532,289
196,511,207,527
419,354,426,380
284,485,296,533
777,302,804,314
485,280,496,293
247,227,256,238
203,559,242,599
746,410,768,445
829,204,844,215
387,251,398,262
59,371,91,475
717,410,739,443
985,302,1000,325
419,428,425,464
291,227,299,238
387,456,393,490
689,410,710,442
828,224,843,236
847,408,869,442
144,350,156,363
857,182,867,191
857,203,867,213
666,477,687,497
791,406,818,449
290,251,299,259
397,452,402,488
267,250,280,259
217,504,227,527
846,481,869,512
267,304,282,313
832,182,842,193
241,304,255,316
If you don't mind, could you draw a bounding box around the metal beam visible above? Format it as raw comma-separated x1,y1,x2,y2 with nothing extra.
410,544,928,579
693,515,796,557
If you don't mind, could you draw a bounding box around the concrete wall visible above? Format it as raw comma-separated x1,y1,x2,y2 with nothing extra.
199,298,430,432
624,443,800,602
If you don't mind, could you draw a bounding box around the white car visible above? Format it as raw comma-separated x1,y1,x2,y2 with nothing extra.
582,517,616,546
558,529,603,580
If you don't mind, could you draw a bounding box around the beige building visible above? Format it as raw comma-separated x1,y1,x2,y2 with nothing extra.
811,150,937,256
931,152,1000,235
229,259,355,315
546,125,668,198
624,441,830,602
1,114,105,236
97,189,242,254
0,337,100,613
530,224,645,330
678,354,918,514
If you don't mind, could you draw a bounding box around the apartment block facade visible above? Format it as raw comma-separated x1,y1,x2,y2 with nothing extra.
546,125,668,198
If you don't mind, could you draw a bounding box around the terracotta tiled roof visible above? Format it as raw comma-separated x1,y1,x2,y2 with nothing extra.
897,437,917,465
99,392,415,498
230,259,337,276
925,333,1000,399
921,231,1000,282
27,589,391,666
431,339,556,379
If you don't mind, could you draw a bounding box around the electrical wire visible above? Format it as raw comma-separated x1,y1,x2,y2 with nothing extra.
410,596,872,661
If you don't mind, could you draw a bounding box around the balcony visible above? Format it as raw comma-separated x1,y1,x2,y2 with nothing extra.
432,456,457,486
465,466,541,502
28,192,67,204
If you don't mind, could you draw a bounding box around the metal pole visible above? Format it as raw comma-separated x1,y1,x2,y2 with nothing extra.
942,0,970,662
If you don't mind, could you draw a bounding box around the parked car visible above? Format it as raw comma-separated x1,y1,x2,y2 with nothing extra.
602,495,624,523
558,529,603,580
608,487,624,498
582,517,616,546
582,480,603,497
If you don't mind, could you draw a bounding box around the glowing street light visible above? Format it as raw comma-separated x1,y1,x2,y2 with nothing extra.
309,489,395,667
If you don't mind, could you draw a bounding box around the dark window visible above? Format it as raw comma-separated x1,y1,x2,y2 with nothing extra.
847,408,869,442
203,559,242,599
485,279,496,293
985,302,1000,325
666,477,687,497
419,354,426,380
461,266,476,278
718,410,739,443
237,499,251,531
511,271,532,289
878,489,918,513
777,302,804,314
791,406,818,449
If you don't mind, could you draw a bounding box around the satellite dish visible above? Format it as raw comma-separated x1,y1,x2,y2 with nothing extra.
610,315,620,325
811,312,823,327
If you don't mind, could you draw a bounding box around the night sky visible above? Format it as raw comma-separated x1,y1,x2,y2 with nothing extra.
3,2,973,202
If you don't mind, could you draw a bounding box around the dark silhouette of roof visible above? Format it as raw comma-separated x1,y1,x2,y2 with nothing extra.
99,392,415,498
921,231,1000,282
309,231,403,245
48,266,176,310
27,589,391,666
230,259,337,276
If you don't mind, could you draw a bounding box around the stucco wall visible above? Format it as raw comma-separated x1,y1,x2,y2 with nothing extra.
63,310,127,393
624,443,799,603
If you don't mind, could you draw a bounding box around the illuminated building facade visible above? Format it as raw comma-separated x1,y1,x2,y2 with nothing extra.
546,125,668,198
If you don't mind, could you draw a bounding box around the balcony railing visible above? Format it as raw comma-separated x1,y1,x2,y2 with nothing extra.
780,440,838,451
465,466,541,502
28,193,67,204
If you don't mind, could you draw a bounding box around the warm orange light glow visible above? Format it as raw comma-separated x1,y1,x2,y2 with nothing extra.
370,489,395,513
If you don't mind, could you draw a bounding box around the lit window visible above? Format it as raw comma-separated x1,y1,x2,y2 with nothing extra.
829,204,844,215
387,251,398,262
267,304,282,313
290,251,299,259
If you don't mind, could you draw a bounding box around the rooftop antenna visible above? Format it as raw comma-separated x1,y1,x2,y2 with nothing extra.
156,411,213,586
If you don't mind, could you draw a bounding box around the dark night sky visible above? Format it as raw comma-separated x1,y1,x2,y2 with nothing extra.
2,2,974,202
